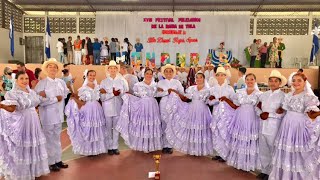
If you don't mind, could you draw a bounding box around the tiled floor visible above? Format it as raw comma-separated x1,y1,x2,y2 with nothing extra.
39,150,256,180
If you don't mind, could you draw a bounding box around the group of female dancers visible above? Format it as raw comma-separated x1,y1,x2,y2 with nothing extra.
1,58,320,180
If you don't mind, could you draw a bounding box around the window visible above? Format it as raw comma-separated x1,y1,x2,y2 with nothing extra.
4,1,23,32
24,17,45,33
79,17,95,34
312,18,320,28
48,17,77,33
250,18,254,35
0,0,2,28
256,18,309,35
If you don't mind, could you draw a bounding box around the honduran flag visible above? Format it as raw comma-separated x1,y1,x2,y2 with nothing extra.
45,17,51,59
9,15,14,57
310,22,319,63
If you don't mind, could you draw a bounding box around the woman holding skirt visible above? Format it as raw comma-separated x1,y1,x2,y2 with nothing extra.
225,73,262,171
0,71,49,180
208,67,236,162
65,70,108,156
270,73,320,180
165,72,213,156
116,68,162,153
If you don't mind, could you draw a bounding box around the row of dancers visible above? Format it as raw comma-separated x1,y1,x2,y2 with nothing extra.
0,58,320,180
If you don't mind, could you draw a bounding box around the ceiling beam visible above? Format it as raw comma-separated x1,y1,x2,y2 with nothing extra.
13,1,320,6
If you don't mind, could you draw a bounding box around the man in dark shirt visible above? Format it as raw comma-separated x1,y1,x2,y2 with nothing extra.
13,62,37,88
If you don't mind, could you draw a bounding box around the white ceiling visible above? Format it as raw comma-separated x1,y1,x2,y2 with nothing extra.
11,0,320,12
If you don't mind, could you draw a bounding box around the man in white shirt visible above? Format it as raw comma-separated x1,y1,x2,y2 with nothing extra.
256,70,286,180
56,38,64,63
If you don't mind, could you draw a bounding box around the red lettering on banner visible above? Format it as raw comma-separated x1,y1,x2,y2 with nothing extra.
158,24,164,29
151,24,157,29
179,24,184,29
143,18,152,22
147,37,156,43
157,37,171,43
155,18,174,22
186,37,198,43
165,24,177,29
185,24,196,29
178,18,201,22
162,30,184,35
173,37,185,44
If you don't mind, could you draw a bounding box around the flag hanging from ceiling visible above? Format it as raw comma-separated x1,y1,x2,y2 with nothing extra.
45,17,51,59
9,15,14,57
310,21,319,63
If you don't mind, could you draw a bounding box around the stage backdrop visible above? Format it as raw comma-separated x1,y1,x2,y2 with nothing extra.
95,11,250,66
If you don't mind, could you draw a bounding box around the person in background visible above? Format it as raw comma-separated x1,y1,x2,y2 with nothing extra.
250,39,259,68
115,38,121,58
110,38,117,61
66,36,73,64
277,37,285,68
124,65,139,94
56,38,64,63
93,38,102,65
269,37,279,68
208,66,219,87
74,35,82,65
100,41,109,65
134,38,143,52
81,39,88,65
267,42,273,62
62,64,75,93
62,38,67,63
178,67,188,89
13,62,36,88
61,69,73,105
32,67,43,88
259,42,268,68
122,38,129,65
87,38,94,65
0,67,14,100
236,67,247,90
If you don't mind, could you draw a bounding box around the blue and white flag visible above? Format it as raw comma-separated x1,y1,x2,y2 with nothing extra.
310,22,319,63
45,17,51,59
9,15,14,57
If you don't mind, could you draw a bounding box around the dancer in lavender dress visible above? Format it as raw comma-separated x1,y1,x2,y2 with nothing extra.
0,72,49,180
65,70,108,156
225,73,262,171
306,116,320,180
116,68,162,153
270,73,320,180
157,64,184,154
208,67,235,162
165,72,213,156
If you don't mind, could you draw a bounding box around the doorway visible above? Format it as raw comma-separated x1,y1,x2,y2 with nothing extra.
25,36,44,63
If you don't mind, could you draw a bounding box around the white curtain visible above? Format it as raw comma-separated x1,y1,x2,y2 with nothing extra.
96,11,250,66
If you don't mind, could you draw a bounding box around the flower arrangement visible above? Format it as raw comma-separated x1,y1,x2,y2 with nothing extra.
230,57,242,68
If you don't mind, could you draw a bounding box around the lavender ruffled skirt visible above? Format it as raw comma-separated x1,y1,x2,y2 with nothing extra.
165,93,213,156
210,101,235,159
65,100,108,156
270,111,319,180
225,104,260,171
116,94,162,153
0,108,49,180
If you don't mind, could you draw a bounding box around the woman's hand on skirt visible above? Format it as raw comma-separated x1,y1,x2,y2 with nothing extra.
260,112,269,120
209,95,215,101
276,107,284,114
